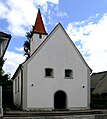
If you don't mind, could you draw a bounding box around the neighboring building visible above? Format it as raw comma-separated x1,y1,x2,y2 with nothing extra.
12,8,92,111
91,71,107,95
0,32,11,116
0,32,11,58
91,71,107,109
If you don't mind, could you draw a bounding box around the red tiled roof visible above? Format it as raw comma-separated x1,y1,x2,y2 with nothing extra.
33,8,48,35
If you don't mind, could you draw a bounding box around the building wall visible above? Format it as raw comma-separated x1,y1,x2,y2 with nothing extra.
22,64,28,110
25,26,90,110
30,34,47,55
0,38,8,57
13,70,22,107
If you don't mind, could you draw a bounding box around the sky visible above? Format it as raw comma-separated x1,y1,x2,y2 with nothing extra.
1,0,107,77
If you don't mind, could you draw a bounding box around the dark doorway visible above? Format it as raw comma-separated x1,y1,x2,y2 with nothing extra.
54,90,66,109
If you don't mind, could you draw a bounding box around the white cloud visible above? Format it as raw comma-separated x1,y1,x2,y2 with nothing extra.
5,0,37,36
2,0,107,75
15,47,24,52
2,12,107,76
45,4,68,25
0,1,8,18
3,51,26,77
0,0,59,36
66,13,107,73
34,0,59,5
1,0,65,77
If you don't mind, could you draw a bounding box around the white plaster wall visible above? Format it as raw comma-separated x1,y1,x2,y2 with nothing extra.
0,38,8,57
30,34,47,55
26,25,90,110
13,71,21,106
22,64,28,110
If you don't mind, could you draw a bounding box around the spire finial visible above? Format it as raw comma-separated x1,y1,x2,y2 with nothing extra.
38,4,41,9
33,5,48,35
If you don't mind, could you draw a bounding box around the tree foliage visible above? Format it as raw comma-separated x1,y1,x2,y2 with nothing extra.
0,58,5,77
0,57,13,109
23,40,30,57
26,30,33,40
23,31,33,59
23,26,33,59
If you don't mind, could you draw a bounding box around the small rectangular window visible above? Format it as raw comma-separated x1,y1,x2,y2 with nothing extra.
65,69,73,79
45,68,54,78
39,34,42,39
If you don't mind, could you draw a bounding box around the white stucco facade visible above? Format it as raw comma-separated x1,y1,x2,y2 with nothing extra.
13,69,22,107
0,33,11,57
30,34,47,55
13,23,91,111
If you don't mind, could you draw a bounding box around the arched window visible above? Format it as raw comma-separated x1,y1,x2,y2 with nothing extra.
65,69,73,79
45,68,54,77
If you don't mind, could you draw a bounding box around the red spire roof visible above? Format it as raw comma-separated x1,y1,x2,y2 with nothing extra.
33,8,48,35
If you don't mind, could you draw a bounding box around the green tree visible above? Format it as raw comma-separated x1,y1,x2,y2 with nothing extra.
0,57,13,109
23,40,30,57
23,27,33,59
0,58,5,77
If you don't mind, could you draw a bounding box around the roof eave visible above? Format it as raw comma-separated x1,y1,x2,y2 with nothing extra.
0,32,12,58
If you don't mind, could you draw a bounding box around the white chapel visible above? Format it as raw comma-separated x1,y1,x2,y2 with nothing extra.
12,8,92,111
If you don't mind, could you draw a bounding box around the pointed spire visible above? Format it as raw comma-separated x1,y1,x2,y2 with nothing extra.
33,8,48,35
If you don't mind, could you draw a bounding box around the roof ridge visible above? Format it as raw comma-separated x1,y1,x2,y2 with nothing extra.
92,71,107,75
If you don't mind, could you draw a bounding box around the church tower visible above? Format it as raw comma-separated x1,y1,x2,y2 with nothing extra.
30,8,48,55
